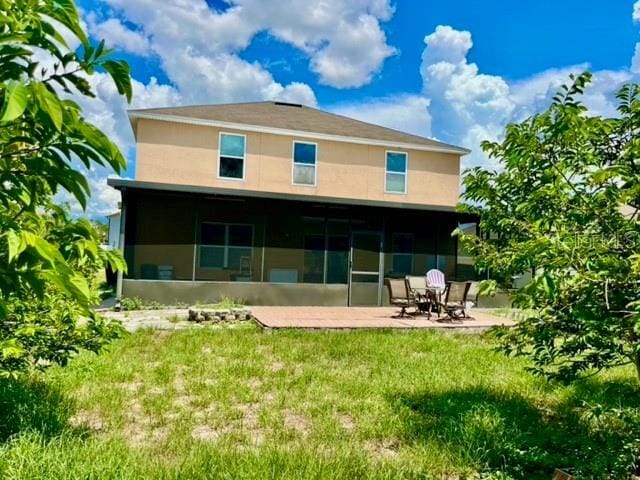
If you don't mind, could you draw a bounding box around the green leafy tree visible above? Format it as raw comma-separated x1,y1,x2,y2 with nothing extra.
0,0,132,377
458,72,640,383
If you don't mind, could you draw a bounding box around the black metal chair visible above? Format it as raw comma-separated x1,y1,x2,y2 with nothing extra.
439,281,472,320
385,278,415,317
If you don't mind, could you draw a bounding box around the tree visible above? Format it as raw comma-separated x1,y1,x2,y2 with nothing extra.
458,72,640,383
0,0,132,377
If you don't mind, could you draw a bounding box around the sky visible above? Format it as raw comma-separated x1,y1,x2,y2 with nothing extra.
66,0,640,218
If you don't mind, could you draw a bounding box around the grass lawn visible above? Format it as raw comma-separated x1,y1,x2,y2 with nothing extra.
0,324,636,479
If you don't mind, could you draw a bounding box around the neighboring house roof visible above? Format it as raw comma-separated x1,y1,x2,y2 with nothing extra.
128,101,470,155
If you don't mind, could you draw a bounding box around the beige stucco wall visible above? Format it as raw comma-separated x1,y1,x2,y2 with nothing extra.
135,118,462,207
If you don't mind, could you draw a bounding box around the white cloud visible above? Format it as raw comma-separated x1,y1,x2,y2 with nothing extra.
634,1,640,22
342,22,638,173
239,0,396,88
415,25,634,169
421,25,514,143
91,0,395,90
86,14,150,56
330,95,432,138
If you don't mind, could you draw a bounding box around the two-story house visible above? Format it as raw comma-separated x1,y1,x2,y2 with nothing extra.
108,101,475,306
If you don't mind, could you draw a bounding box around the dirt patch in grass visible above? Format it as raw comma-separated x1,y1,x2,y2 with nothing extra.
284,410,311,436
115,381,143,393
246,377,262,390
173,395,197,408
191,424,220,441
269,360,285,372
173,366,188,393
69,409,104,431
366,439,400,460
163,411,180,422
150,426,169,443
193,402,219,420
232,402,265,445
148,386,165,396
337,413,356,432
262,391,277,404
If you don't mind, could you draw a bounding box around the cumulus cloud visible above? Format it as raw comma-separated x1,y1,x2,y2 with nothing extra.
330,95,432,138
634,0,640,23
85,13,150,55
416,25,633,169
343,20,638,173
89,0,395,90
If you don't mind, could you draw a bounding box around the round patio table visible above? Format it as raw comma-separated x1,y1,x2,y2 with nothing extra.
414,288,439,319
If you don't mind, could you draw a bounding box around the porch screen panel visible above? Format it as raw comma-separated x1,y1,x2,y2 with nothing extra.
391,233,413,275
352,234,379,272
227,225,252,270
199,223,253,279
326,235,349,284
303,234,325,283
129,193,197,281
200,224,225,269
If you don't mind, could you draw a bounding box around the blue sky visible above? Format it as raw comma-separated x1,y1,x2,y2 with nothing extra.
71,0,640,217
243,0,640,103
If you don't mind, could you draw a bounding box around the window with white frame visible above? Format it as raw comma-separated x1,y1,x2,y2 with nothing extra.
218,133,245,179
292,141,317,186
199,223,252,269
385,151,407,193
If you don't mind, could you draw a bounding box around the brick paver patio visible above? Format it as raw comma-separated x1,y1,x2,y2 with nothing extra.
251,306,514,330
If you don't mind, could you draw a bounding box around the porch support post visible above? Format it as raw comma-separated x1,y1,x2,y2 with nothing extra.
192,196,199,282
260,214,267,282
435,214,440,271
115,190,127,301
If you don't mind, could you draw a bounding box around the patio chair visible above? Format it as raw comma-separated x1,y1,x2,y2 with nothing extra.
406,275,427,296
439,281,472,320
426,269,446,314
385,278,415,317
406,276,435,317
467,281,480,307
425,269,446,289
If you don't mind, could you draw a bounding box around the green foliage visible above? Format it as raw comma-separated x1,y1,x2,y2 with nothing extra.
458,72,640,384
0,0,132,376
119,296,163,311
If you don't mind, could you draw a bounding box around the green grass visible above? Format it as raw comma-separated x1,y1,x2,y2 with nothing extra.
0,325,636,479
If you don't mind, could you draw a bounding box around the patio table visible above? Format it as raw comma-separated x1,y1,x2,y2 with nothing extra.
412,288,439,319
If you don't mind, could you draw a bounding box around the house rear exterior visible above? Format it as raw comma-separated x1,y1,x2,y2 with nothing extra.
109,101,475,306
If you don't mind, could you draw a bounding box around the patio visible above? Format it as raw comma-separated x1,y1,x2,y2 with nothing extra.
251,306,513,330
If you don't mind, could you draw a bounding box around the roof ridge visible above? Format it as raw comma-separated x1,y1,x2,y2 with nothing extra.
128,100,274,113
298,103,455,149
127,101,470,154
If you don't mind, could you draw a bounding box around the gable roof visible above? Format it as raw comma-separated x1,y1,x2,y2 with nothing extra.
128,101,470,155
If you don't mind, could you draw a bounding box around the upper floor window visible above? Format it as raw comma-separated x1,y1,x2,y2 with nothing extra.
219,133,246,180
292,141,317,186
385,151,407,194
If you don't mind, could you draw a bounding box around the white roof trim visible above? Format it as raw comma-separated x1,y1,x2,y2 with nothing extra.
129,111,470,155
